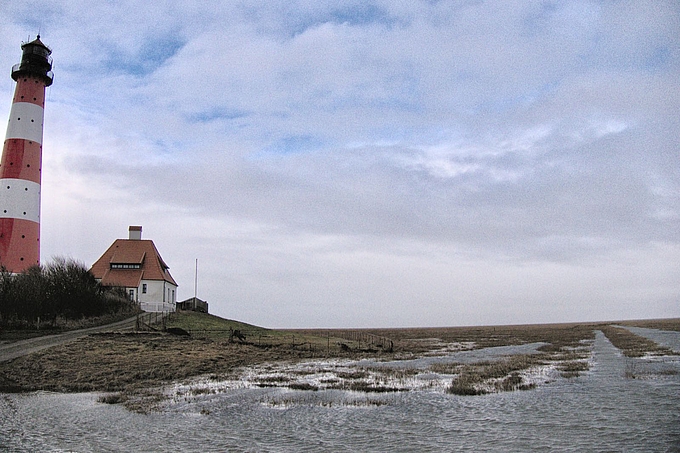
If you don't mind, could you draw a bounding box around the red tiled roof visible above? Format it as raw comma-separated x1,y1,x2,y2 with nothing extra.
110,249,145,264
90,239,177,286
100,269,143,288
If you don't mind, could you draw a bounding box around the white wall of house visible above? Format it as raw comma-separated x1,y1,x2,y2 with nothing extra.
97,278,177,313
137,280,177,313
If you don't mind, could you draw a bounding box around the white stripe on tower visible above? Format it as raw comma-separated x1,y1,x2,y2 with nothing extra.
5,102,45,143
0,180,41,224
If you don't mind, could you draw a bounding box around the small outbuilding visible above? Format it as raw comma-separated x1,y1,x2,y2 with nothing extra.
90,226,178,312
177,297,209,313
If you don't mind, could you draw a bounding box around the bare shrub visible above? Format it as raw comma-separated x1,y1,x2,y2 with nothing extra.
0,258,136,329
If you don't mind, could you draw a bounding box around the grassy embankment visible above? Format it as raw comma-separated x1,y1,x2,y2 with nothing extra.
0,311,373,410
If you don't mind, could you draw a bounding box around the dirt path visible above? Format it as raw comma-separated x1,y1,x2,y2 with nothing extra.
0,315,138,362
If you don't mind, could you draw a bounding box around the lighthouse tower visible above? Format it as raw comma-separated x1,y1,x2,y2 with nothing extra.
0,36,53,273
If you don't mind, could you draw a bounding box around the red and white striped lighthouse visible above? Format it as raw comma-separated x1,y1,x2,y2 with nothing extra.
0,36,53,273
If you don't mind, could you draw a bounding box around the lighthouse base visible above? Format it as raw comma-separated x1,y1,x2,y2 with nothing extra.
0,218,39,272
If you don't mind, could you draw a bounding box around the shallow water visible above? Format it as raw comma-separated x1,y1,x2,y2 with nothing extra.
1,330,679,452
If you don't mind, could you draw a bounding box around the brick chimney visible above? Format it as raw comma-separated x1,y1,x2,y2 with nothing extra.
128,225,142,240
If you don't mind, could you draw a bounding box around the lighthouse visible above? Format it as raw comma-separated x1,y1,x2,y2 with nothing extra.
0,36,53,273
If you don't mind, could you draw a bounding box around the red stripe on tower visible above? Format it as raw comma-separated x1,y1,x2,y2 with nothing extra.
0,36,53,273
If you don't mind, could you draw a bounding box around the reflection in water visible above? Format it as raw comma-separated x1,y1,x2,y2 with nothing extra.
1,330,679,452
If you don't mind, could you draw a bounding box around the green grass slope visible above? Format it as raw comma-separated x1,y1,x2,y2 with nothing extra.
166,311,270,336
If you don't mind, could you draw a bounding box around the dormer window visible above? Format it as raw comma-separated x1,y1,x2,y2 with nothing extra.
110,263,141,269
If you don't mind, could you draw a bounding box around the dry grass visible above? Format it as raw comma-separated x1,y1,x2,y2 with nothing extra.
165,311,269,338
557,361,590,378
344,322,598,355
599,325,676,357
329,381,408,393
0,320,597,401
0,332,309,395
429,363,464,374
617,318,680,332
168,312,370,356
446,355,543,395
288,382,319,391
2,315,678,410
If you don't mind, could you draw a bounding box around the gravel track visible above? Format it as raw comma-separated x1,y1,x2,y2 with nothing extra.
0,316,138,362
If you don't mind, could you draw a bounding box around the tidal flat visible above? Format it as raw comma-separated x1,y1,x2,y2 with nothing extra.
0,314,678,413
2,317,680,452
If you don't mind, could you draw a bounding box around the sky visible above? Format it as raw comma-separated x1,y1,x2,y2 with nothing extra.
0,1,678,328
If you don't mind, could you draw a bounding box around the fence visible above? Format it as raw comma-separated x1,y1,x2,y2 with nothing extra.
332,330,394,352
133,316,394,356
135,311,172,331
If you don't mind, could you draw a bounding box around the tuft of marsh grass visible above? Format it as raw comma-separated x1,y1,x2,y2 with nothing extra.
335,370,369,380
429,363,463,375
97,393,125,404
189,387,214,396
362,367,420,380
446,354,544,396
328,380,408,393
557,361,589,378
288,382,319,391
262,395,390,408
258,375,291,383
624,360,638,380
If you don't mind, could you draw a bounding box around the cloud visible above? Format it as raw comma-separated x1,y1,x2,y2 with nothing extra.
1,0,678,327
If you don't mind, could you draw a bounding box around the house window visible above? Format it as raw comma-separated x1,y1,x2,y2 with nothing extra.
129,289,135,300
142,283,147,294
111,263,141,269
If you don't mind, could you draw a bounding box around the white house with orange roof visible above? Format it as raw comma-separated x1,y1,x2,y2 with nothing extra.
90,226,178,312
